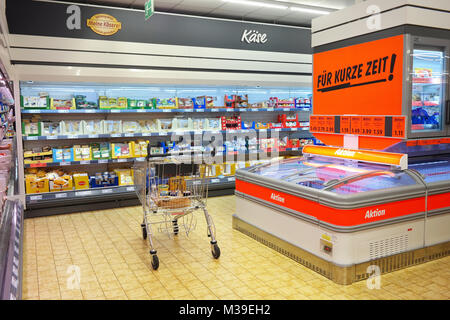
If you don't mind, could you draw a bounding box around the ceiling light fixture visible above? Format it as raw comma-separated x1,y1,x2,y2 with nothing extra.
222,0,288,10
290,6,331,15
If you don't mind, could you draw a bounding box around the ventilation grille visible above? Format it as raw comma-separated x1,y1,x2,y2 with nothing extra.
369,234,409,260
233,224,334,280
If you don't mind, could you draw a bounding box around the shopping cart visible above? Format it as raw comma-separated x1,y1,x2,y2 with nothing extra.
133,155,220,270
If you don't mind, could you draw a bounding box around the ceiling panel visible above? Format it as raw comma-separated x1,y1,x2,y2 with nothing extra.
48,0,356,27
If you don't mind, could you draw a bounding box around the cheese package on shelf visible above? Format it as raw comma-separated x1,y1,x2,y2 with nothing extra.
24,147,53,164
192,118,207,131
82,120,103,135
113,169,134,186
102,120,122,134
90,142,110,160
138,120,158,133
205,118,221,131
52,147,74,163
90,172,118,188
73,145,91,161
21,94,49,109
154,98,177,109
41,121,63,136
62,120,84,135
25,170,49,194
73,173,90,190
111,142,133,159
159,119,175,132
50,98,76,110
48,171,73,192
174,118,192,132
132,140,149,157
122,121,141,134
22,119,41,136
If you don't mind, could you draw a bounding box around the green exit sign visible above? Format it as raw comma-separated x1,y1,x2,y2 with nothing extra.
145,0,154,20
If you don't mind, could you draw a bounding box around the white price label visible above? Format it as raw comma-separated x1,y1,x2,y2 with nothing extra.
111,109,120,113
275,129,281,132
55,193,67,198
88,134,99,138
58,110,69,113
67,135,77,139
111,134,121,138
117,159,128,162
60,162,71,166
241,130,248,133
85,110,95,113
47,136,58,140
80,161,90,165
75,191,92,196
239,108,246,112
196,109,205,112
267,108,274,111
30,195,43,201
124,133,134,137
98,159,108,164
211,179,220,183
283,108,290,111
227,177,235,182
163,109,171,112
291,148,298,151
159,132,166,136
251,108,258,112
291,128,297,131
126,187,135,192
210,131,220,134
211,109,218,112
136,157,145,161
101,189,113,194
226,109,233,112
26,136,38,140
137,109,145,113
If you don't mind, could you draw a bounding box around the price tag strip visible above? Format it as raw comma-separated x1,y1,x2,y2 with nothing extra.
310,115,406,138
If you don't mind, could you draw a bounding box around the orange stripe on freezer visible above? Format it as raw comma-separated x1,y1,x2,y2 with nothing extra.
236,179,427,227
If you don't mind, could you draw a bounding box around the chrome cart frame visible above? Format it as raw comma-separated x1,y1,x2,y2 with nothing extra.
133,156,220,270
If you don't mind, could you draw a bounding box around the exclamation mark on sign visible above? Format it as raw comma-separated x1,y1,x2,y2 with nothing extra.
388,54,397,81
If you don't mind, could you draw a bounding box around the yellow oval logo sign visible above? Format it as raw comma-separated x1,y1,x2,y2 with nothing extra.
87,14,122,36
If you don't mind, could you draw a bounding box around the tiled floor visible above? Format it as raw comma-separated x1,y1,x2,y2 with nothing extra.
22,195,450,300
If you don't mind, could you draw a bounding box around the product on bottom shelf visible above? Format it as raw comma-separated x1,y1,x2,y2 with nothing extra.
73,173,90,190
47,170,73,192
90,171,119,188
90,142,110,160
25,169,49,194
113,169,134,186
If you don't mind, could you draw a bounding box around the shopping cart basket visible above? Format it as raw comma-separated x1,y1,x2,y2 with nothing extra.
133,155,220,270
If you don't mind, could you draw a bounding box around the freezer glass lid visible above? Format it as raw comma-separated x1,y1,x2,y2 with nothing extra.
409,159,450,183
249,156,417,191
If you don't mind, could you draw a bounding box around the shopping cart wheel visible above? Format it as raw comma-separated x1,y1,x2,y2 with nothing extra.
141,224,147,240
151,254,159,270
211,243,221,259
172,220,179,235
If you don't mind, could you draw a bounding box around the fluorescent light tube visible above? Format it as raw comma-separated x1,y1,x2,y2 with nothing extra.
222,0,288,10
290,7,330,15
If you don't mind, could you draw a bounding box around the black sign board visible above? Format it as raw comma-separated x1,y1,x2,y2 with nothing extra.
6,0,311,54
